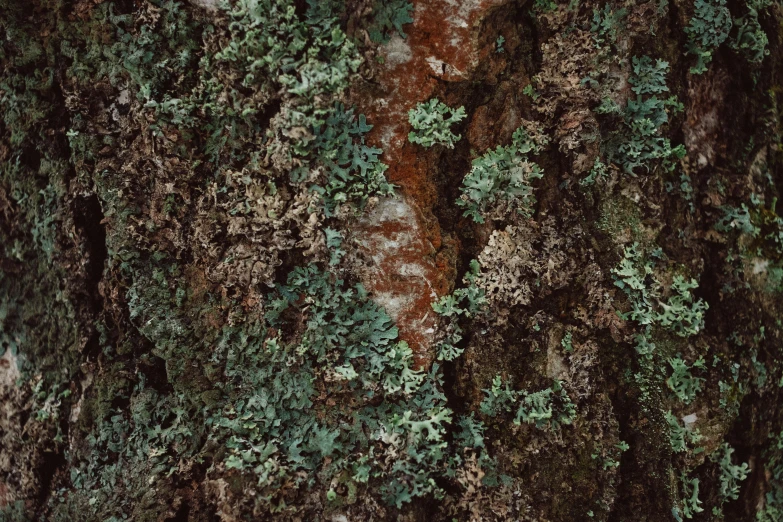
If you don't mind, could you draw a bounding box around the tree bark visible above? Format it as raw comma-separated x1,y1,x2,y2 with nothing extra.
1,0,782,520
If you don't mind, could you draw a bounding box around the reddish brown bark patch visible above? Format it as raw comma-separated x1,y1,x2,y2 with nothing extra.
351,0,510,365
353,197,444,368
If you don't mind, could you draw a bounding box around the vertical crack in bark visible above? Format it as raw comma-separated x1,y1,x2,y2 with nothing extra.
73,193,107,308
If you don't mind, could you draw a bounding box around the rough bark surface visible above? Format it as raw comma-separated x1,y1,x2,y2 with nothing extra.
1,0,783,520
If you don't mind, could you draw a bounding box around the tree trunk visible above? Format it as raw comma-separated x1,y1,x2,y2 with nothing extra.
1,0,782,520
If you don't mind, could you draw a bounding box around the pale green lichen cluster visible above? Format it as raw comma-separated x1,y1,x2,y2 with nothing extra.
368,0,414,43
430,259,487,361
457,124,548,223
665,412,702,454
685,0,732,74
612,56,686,175
666,357,706,404
612,243,708,337
211,263,457,508
716,197,783,293
480,375,576,431
758,431,783,521
685,0,774,74
407,98,467,149
712,443,751,511
678,473,705,519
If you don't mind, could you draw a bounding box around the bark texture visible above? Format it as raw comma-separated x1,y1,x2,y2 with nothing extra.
1,0,783,520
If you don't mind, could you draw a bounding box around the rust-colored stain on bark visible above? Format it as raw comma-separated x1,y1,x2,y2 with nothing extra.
352,0,507,366
354,198,442,368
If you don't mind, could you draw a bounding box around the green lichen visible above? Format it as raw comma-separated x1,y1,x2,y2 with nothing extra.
302,103,395,214
408,98,467,149
731,0,772,65
480,375,577,431
605,56,686,175
685,0,732,74
612,243,708,337
590,4,628,47
711,442,750,511
368,0,414,43
665,411,702,452
715,198,783,293
666,357,706,404
431,259,487,361
758,432,783,522
679,473,705,519
456,124,548,223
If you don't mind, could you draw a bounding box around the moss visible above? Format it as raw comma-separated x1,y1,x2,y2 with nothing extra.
597,194,643,244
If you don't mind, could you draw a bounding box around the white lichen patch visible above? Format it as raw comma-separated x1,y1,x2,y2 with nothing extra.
373,290,417,322
0,348,20,389
188,0,221,11
444,0,489,26
426,56,446,75
353,196,441,355
382,33,413,67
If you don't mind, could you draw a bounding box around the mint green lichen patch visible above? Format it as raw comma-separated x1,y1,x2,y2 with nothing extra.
408,98,467,149
457,124,548,223
612,243,708,337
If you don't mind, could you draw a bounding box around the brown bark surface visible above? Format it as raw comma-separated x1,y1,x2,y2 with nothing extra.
1,0,783,520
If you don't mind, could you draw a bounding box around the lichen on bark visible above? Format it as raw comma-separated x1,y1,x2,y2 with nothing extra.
2,0,783,520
